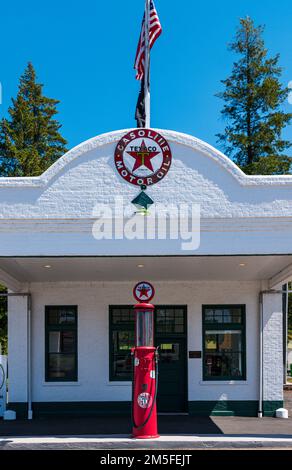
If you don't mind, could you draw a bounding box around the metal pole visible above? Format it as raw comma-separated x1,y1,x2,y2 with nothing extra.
285,283,289,384
144,0,150,128
258,292,263,418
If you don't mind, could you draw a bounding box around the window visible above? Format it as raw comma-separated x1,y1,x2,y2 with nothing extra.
45,306,78,381
202,305,246,381
109,307,135,381
109,305,187,381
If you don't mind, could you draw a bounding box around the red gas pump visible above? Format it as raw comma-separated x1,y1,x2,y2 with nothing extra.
131,282,159,439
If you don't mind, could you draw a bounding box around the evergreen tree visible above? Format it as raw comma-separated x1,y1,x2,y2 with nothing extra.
217,17,292,175
0,63,67,177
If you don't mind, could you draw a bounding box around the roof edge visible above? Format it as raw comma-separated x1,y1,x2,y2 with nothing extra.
0,128,292,188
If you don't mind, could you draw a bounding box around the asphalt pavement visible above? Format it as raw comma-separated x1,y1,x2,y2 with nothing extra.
1,415,292,449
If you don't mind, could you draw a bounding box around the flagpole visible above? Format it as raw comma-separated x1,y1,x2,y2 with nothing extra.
144,0,151,128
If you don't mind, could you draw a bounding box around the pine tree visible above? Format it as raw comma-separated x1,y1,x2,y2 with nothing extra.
0,63,67,177
217,17,292,175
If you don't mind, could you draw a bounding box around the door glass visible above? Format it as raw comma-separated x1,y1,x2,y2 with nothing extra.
156,308,184,334
159,343,179,363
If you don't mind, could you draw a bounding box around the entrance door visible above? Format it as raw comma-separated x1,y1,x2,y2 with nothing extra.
155,306,187,413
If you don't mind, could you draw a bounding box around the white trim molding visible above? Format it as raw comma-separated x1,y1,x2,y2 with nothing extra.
0,267,22,291
269,263,292,289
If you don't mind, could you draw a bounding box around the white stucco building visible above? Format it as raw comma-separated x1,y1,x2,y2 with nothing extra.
0,128,291,420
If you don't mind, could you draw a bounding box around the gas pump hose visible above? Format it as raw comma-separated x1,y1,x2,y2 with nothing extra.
131,348,159,431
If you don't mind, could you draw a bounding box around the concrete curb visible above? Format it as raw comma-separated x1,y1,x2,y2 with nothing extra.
1,435,292,449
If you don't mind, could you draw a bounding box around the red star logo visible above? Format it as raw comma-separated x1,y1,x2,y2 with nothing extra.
137,285,151,299
126,140,160,172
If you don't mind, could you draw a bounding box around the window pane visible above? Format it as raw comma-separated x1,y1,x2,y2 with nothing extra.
229,308,242,323
205,352,243,378
112,330,134,379
223,309,232,323
204,309,214,323
204,330,243,379
49,331,76,353
159,343,180,363
48,353,76,380
113,330,135,352
47,307,76,325
204,307,243,324
46,306,77,381
156,307,185,334
110,309,135,380
205,330,242,351
111,308,134,324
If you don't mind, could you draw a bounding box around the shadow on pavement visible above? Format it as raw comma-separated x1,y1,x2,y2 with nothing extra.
1,415,292,438
0,415,222,437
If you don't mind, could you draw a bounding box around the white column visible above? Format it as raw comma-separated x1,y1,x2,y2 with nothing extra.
262,292,283,410
8,296,28,410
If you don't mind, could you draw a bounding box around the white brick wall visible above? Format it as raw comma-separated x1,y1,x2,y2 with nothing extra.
262,292,283,401
7,280,261,404
0,130,292,256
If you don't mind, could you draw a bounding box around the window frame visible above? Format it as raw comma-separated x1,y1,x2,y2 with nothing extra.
202,304,246,381
45,305,78,382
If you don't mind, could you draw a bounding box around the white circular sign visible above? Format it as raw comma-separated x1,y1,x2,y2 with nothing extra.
137,392,153,409
133,281,155,302
114,129,172,187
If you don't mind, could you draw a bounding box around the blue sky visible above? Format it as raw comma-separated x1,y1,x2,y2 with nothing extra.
1,0,292,155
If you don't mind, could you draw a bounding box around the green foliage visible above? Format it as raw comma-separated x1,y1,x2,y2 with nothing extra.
0,285,7,354
242,155,292,175
217,17,292,174
0,62,67,177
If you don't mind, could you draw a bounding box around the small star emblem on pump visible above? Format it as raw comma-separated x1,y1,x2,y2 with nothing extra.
137,285,151,299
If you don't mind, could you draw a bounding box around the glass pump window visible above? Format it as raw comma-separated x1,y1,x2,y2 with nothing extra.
202,305,246,381
45,306,78,382
136,309,154,346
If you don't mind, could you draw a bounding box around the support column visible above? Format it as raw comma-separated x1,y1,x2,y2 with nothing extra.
262,292,284,416
8,295,29,418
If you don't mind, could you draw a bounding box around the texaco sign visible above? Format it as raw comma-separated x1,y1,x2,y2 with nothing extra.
133,281,155,302
114,129,172,186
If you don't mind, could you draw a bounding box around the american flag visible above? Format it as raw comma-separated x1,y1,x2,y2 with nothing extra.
134,1,162,80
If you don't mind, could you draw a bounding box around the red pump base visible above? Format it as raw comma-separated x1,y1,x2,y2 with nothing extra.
132,435,160,439
132,346,159,439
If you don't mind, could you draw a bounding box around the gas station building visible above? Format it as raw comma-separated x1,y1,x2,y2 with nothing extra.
0,128,292,419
